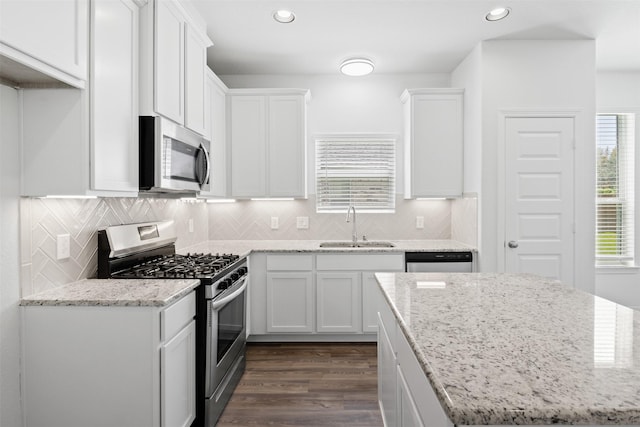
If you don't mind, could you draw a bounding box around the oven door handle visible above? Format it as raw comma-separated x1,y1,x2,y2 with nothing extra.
211,277,247,311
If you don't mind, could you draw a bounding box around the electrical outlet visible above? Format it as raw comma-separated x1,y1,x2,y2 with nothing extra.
416,216,425,229
56,234,70,260
296,216,309,229
270,217,279,230
188,218,194,233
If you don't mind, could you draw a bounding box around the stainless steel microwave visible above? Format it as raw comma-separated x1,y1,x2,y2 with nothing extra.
139,116,211,194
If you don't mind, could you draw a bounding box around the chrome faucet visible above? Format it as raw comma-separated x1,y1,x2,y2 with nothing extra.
346,205,357,244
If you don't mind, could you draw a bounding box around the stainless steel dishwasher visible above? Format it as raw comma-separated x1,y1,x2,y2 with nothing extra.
405,251,474,272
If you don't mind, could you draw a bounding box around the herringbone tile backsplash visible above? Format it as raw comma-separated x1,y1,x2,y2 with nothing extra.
20,197,208,296
209,195,476,242
20,195,476,297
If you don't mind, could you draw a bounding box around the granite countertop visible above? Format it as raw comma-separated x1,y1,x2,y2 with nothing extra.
20,278,200,307
180,239,475,258
375,272,640,425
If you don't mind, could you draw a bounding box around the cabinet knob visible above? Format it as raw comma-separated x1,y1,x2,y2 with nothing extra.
508,240,519,249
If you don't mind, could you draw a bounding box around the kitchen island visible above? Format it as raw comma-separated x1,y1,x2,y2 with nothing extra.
375,272,640,426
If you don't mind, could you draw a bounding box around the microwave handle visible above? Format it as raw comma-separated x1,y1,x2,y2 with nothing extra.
196,144,211,187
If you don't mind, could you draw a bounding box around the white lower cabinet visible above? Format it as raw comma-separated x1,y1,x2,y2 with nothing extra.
378,311,397,427
161,321,196,427
378,290,454,427
22,291,196,427
249,252,403,341
362,272,381,333
316,272,361,333
397,365,425,427
266,272,314,333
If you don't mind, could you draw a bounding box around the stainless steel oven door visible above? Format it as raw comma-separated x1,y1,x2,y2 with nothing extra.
205,277,247,399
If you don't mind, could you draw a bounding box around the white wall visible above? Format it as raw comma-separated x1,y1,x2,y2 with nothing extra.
595,71,640,309
451,40,596,293
0,84,23,427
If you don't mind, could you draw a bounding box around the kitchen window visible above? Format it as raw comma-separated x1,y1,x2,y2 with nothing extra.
315,136,396,213
595,113,635,266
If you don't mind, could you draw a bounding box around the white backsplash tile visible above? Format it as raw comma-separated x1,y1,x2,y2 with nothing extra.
20,197,209,296
451,196,478,247
208,195,454,240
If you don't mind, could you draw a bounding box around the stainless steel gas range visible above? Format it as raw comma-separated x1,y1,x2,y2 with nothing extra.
98,220,247,427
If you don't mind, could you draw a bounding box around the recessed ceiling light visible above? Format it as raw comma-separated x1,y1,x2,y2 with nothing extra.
340,58,375,77
273,9,295,23
485,7,510,21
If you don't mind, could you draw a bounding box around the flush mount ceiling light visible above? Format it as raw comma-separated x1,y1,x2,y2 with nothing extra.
340,58,375,76
273,9,295,23
485,7,511,21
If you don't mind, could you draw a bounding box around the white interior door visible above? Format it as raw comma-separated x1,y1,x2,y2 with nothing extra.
504,117,575,284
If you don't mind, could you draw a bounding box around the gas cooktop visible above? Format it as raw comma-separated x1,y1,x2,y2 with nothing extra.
112,253,240,280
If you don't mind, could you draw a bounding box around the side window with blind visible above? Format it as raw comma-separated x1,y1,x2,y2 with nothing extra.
596,113,635,266
315,137,396,212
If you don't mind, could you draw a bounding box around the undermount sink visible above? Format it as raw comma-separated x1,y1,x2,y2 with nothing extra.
319,241,396,248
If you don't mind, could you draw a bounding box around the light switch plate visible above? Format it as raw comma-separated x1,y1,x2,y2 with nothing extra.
188,218,194,233
416,216,425,229
56,234,70,260
271,217,279,230
296,216,309,229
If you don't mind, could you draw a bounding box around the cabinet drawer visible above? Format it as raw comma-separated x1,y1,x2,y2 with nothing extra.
161,291,195,341
267,255,313,271
316,254,404,271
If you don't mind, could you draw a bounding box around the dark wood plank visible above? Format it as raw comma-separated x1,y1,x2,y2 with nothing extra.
216,343,383,427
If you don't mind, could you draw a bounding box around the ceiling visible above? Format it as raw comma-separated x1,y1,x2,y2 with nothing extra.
188,0,640,76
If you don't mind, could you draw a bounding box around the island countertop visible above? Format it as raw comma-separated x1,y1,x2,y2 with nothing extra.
375,272,640,425
20,278,200,307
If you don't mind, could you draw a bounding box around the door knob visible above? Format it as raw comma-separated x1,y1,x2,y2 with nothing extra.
508,240,519,249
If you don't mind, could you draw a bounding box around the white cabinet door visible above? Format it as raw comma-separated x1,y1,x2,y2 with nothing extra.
230,95,267,197
228,90,309,199
201,70,228,197
266,272,314,333
161,320,196,427
397,365,425,427
268,95,306,198
0,0,88,87
362,272,380,333
155,0,184,125
378,313,397,427
184,23,207,135
316,272,361,333
91,0,138,193
402,89,464,198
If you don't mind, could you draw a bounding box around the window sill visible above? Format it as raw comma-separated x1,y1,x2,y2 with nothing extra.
596,265,640,274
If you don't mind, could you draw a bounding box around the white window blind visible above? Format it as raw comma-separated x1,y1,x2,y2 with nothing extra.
596,113,635,266
316,137,396,212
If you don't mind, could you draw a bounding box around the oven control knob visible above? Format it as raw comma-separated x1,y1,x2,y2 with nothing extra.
237,267,247,276
230,273,239,281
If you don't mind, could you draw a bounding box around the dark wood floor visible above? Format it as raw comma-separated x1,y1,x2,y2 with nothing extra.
217,343,384,427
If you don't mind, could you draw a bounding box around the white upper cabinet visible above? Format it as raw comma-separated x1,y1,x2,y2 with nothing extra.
228,89,310,199
184,24,208,136
402,89,464,198
91,0,139,193
0,0,88,88
200,69,229,198
21,0,140,196
140,0,212,135
154,0,184,125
